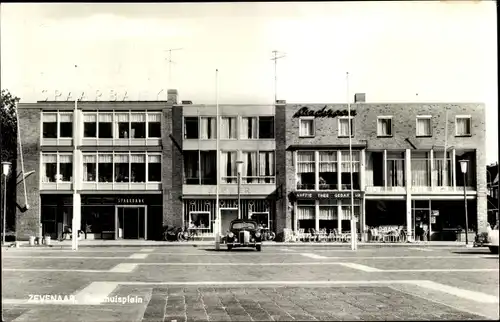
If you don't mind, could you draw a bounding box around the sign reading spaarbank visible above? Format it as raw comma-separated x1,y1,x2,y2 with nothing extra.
40,89,169,101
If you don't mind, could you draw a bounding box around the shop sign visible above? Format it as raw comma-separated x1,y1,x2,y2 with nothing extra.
293,191,364,200
292,106,357,118
117,198,145,205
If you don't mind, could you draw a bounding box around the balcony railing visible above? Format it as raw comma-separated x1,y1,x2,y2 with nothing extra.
221,176,276,184
297,183,315,190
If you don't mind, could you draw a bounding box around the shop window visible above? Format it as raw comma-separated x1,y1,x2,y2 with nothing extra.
130,113,146,139
189,212,210,229
241,117,258,139
42,113,58,138
131,154,146,182
455,116,471,136
377,116,393,137
116,113,130,138
98,154,113,183
338,117,354,138
59,113,73,138
184,151,199,184
299,118,314,137
148,155,161,182
221,151,237,183
148,113,162,138
416,116,432,137
83,113,97,137
220,117,237,139
319,151,337,190
42,154,57,182
297,151,315,190
258,116,274,139
297,200,315,230
184,117,199,139
200,117,216,139
114,154,129,182
98,113,113,138
340,151,360,189
59,154,73,182
83,154,96,182
258,151,275,183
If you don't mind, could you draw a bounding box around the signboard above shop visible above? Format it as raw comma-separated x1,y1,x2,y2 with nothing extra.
292,106,357,118
292,191,364,200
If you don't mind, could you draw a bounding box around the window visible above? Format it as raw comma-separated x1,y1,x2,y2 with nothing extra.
297,151,315,190
433,152,452,187
59,113,73,138
83,113,97,138
299,118,314,137
148,155,161,182
42,154,57,182
130,154,146,182
98,113,113,138
220,117,237,139
456,116,471,136
241,117,258,139
377,116,393,137
340,199,361,227
338,117,354,137
340,151,360,190
258,151,275,183
98,154,113,183
59,154,73,181
189,212,210,229
220,151,237,183
130,113,146,139
200,151,216,184
114,154,129,182
386,152,405,187
319,151,338,190
242,152,258,183
116,113,129,138
184,151,199,184
200,117,216,139
184,117,199,139
411,151,430,186
83,155,96,182
42,113,57,138
258,116,274,139
319,199,338,229
297,200,315,230
148,113,162,138
416,116,432,137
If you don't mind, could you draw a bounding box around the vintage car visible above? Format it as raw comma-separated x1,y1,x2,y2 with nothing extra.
225,219,262,251
486,225,499,254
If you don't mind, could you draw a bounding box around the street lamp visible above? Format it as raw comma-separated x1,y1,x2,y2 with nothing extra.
236,160,244,220
459,160,469,246
2,161,12,245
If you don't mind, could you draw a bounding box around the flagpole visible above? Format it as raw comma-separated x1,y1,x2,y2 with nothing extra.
215,69,221,250
347,72,357,251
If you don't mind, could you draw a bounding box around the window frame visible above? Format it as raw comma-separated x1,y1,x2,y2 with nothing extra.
199,116,217,140
455,115,472,137
147,112,162,139
416,115,432,137
299,117,315,138
338,116,355,138
377,116,393,137
257,116,275,139
41,152,73,183
219,116,238,140
183,116,200,139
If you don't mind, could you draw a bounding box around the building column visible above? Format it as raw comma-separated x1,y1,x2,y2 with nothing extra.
383,150,387,189
337,150,342,191
452,149,456,190
315,151,319,191
405,149,412,242
430,149,435,189
293,202,298,231
337,203,342,233
361,197,366,241
315,200,320,231
360,149,366,240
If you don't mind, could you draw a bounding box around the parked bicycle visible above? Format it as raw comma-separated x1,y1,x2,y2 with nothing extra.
177,227,200,242
259,227,276,241
163,225,182,241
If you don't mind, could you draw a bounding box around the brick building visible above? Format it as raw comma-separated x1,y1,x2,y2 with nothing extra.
15,90,488,242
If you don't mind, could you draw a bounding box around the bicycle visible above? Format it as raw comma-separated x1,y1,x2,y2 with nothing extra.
259,227,276,241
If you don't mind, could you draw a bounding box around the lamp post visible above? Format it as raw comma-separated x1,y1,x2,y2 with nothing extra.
2,161,12,245
459,160,469,246
236,160,244,220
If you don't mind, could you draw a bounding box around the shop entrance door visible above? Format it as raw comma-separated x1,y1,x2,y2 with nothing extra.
116,206,147,240
220,209,238,235
412,200,431,241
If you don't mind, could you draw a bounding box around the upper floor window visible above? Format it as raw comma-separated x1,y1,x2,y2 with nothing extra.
220,117,237,139
241,116,275,139
455,115,471,136
42,112,73,138
200,117,216,139
183,150,217,185
184,117,199,139
130,113,146,139
240,151,275,183
416,116,432,137
258,116,274,139
377,116,393,137
41,153,73,182
338,117,354,138
297,151,315,190
116,113,130,138
299,117,315,137
221,151,238,183
83,111,160,139
98,113,113,138
148,113,162,138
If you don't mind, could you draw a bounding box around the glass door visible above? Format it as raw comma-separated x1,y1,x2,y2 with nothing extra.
116,206,147,240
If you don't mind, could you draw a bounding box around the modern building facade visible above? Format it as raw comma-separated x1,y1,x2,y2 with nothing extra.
15,90,488,241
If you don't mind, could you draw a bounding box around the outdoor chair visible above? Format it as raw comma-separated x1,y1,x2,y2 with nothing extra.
297,229,306,242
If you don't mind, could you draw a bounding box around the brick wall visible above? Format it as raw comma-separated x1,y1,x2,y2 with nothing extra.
283,103,487,231
274,104,288,238
16,108,41,240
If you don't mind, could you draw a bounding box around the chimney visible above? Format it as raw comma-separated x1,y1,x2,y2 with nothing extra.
354,93,365,103
167,89,178,104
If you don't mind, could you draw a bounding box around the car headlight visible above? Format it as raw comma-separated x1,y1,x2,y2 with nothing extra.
234,238,238,242
228,232,234,238
251,238,255,242
255,232,261,238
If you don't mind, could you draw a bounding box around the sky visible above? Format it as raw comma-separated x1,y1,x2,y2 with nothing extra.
1,1,498,163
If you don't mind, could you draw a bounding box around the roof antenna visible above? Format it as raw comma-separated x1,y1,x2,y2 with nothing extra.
271,50,286,103
165,48,183,88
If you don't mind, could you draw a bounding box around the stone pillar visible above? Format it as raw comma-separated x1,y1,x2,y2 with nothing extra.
360,149,366,240
405,149,412,242
315,200,320,231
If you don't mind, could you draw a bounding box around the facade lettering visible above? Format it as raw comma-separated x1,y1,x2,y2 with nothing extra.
292,106,357,118
293,191,364,200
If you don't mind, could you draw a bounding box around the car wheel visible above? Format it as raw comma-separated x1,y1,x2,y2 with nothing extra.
489,246,499,254
227,245,233,251
256,245,262,252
